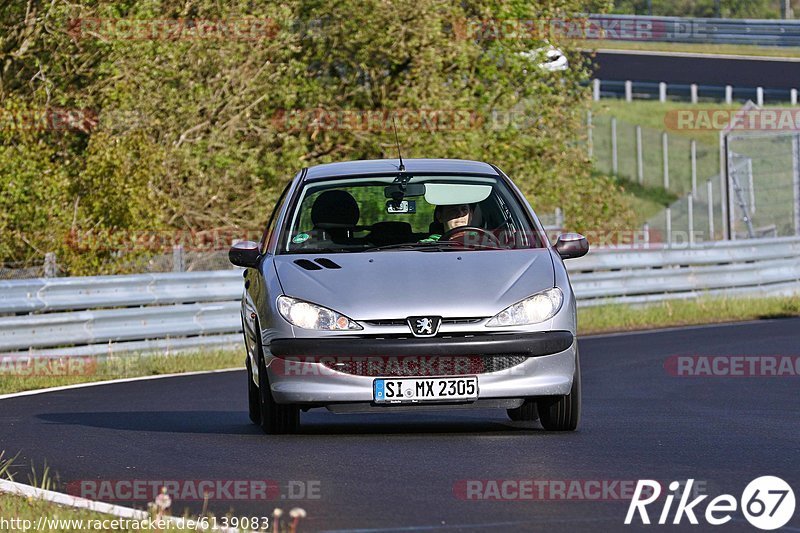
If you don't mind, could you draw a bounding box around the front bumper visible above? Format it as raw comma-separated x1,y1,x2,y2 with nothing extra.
264,331,576,405
269,331,573,358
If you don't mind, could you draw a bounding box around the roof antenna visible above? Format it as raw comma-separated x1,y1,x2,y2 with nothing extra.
392,115,405,172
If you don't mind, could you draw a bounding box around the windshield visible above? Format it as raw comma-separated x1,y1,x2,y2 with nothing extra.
277,174,545,254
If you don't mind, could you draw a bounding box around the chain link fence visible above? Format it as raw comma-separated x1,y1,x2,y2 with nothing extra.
727,132,800,239
590,112,719,196
592,108,800,245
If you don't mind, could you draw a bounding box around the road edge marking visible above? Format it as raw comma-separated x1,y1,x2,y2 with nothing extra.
0,478,242,532
582,317,779,340
0,367,243,401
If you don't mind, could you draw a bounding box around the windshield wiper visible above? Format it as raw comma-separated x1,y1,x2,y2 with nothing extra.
365,241,502,252
285,247,358,254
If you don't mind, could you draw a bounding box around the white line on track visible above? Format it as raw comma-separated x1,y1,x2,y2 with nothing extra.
0,367,243,401
582,317,785,340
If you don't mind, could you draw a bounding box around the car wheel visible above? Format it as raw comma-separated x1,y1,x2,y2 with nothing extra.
507,400,538,421
246,356,260,424
537,348,581,431
257,346,300,434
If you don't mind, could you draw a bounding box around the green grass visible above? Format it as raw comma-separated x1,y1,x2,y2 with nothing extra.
579,40,800,58
0,493,166,532
592,100,738,145
0,491,279,532
578,295,800,335
0,349,243,395
611,173,678,222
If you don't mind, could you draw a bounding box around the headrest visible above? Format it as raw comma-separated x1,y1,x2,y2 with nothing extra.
311,190,360,227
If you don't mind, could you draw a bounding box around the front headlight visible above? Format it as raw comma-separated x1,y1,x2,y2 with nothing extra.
486,288,563,327
277,296,362,331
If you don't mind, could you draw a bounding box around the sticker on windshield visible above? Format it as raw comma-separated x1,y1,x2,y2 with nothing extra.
292,233,310,244
386,200,416,214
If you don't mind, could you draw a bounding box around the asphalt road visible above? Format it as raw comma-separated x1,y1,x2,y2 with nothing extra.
590,50,800,90
1,318,799,532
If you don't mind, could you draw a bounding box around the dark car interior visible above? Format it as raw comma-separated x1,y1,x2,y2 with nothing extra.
289,184,539,252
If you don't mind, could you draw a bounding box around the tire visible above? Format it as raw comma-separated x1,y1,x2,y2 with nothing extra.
537,348,581,431
257,346,300,434
507,400,538,422
246,356,260,424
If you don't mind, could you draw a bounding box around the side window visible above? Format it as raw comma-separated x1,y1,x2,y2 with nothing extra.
260,180,293,254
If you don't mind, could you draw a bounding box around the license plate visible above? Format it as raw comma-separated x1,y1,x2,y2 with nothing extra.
373,377,478,403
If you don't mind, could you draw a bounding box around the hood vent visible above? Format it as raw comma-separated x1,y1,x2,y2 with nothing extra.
293,259,322,271
314,258,341,269
293,258,342,271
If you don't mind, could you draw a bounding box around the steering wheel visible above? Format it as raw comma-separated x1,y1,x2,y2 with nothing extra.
440,226,501,248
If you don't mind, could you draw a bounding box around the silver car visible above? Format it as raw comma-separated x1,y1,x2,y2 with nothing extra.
229,158,588,434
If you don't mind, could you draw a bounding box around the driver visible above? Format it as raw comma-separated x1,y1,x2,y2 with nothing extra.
420,203,474,243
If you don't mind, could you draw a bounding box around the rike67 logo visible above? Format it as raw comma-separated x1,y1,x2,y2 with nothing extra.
626,477,795,530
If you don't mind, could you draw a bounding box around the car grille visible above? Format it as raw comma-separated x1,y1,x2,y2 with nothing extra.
321,355,527,377
363,317,485,327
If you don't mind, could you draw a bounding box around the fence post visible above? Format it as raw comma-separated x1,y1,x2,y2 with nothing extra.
757,87,764,106
747,159,755,214
688,194,694,245
792,89,798,106
44,253,57,278
611,117,618,174
690,139,697,196
719,131,729,240
793,133,800,235
725,85,733,105
173,245,185,272
593,79,601,101
587,110,593,159
636,125,643,184
625,80,633,102
666,207,672,245
690,84,698,104
555,207,564,230
642,222,650,249
662,131,669,190
707,179,715,240
659,82,667,103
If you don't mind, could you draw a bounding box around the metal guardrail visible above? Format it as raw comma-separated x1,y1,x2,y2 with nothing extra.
588,14,800,47
1,237,799,356
0,270,242,314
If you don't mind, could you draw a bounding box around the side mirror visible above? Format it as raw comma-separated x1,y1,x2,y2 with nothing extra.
229,240,261,268
555,233,589,259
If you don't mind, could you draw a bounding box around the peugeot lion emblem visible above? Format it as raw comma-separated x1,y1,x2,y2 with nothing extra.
407,316,441,337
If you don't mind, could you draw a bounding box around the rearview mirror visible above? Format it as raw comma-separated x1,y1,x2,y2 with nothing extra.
229,240,261,268
555,233,589,259
384,183,425,198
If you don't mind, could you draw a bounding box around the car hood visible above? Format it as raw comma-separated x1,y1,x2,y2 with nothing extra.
272,250,555,320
